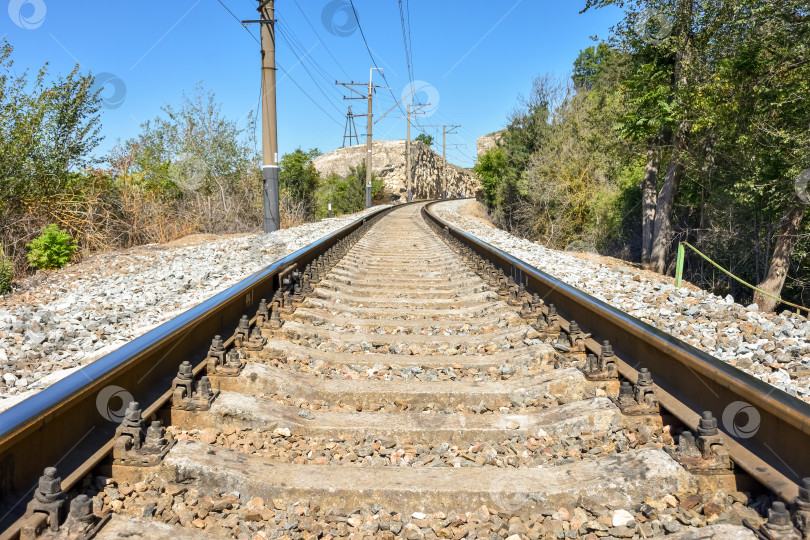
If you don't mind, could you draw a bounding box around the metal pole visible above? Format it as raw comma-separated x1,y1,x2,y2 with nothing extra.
365,68,374,208
260,0,279,232
442,125,447,199
406,104,412,203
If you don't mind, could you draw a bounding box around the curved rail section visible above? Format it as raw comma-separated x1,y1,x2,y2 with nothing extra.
423,201,810,502
0,204,397,530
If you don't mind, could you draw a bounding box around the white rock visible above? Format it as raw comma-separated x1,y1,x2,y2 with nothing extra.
0,206,390,402
434,200,810,404
411,512,427,520
612,509,634,527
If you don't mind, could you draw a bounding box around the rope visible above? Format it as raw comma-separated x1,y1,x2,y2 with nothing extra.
678,241,810,315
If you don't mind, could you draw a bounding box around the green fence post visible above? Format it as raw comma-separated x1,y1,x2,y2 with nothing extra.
675,243,685,288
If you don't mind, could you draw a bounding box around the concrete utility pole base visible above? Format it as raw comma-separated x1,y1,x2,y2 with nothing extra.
407,188,412,203
262,166,280,233
366,185,372,208
441,190,447,200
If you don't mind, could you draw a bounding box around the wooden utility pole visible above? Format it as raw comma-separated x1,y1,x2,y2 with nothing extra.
259,0,279,232
442,125,460,199
337,68,382,208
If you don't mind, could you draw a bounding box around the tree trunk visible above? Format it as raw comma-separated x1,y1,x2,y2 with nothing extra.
648,0,694,275
753,204,805,312
641,146,660,265
649,122,688,273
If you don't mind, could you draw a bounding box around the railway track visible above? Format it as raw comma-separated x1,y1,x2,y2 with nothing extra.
2,202,810,539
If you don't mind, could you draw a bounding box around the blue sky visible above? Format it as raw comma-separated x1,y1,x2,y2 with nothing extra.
4,0,623,168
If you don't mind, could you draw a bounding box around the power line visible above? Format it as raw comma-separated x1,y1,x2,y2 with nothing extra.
277,61,344,127
347,0,416,131
398,0,415,84
291,0,351,79
275,24,345,114
214,0,259,44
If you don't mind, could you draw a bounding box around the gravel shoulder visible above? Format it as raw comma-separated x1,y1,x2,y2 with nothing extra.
434,199,810,403
0,206,391,411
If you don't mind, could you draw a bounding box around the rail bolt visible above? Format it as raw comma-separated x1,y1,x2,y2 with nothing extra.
64,494,94,533
25,467,65,533
763,501,801,538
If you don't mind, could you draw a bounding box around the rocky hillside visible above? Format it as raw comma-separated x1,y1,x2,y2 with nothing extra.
312,140,479,200
476,130,505,157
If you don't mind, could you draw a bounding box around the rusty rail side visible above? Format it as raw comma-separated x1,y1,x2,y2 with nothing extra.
0,205,397,531
423,201,810,501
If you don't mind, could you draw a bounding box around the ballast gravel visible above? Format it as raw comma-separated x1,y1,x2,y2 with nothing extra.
0,206,390,410
434,200,810,403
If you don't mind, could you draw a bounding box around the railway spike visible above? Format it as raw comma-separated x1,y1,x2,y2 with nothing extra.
113,405,173,466
142,421,168,453
25,467,65,533
197,376,215,400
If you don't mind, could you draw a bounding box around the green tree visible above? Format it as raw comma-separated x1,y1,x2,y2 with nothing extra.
279,148,322,216
0,40,102,211
414,133,434,146
110,84,261,236
314,162,383,218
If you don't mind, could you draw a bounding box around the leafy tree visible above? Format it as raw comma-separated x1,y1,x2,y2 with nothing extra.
572,43,614,90
314,162,383,218
110,84,261,237
0,40,102,211
474,147,508,207
414,133,434,146
279,148,322,216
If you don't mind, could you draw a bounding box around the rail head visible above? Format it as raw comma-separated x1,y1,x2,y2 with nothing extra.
423,200,810,501
0,204,401,530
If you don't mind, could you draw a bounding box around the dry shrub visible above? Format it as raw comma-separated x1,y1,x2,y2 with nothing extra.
117,180,199,246
280,193,311,229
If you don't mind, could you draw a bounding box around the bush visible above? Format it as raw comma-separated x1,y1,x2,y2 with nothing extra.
0,245,12,294
26,224,78,270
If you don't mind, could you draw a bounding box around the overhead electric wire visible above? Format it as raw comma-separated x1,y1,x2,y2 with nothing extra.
277,61,344,127
347,0,422,132
398,0,415,84
291,0,351,79
213,0,344,128
275,19,346,102
275,23,346,112
214,0,260,43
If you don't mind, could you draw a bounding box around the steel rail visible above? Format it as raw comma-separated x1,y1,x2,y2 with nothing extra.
423,201,810,502
0,204,398,532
